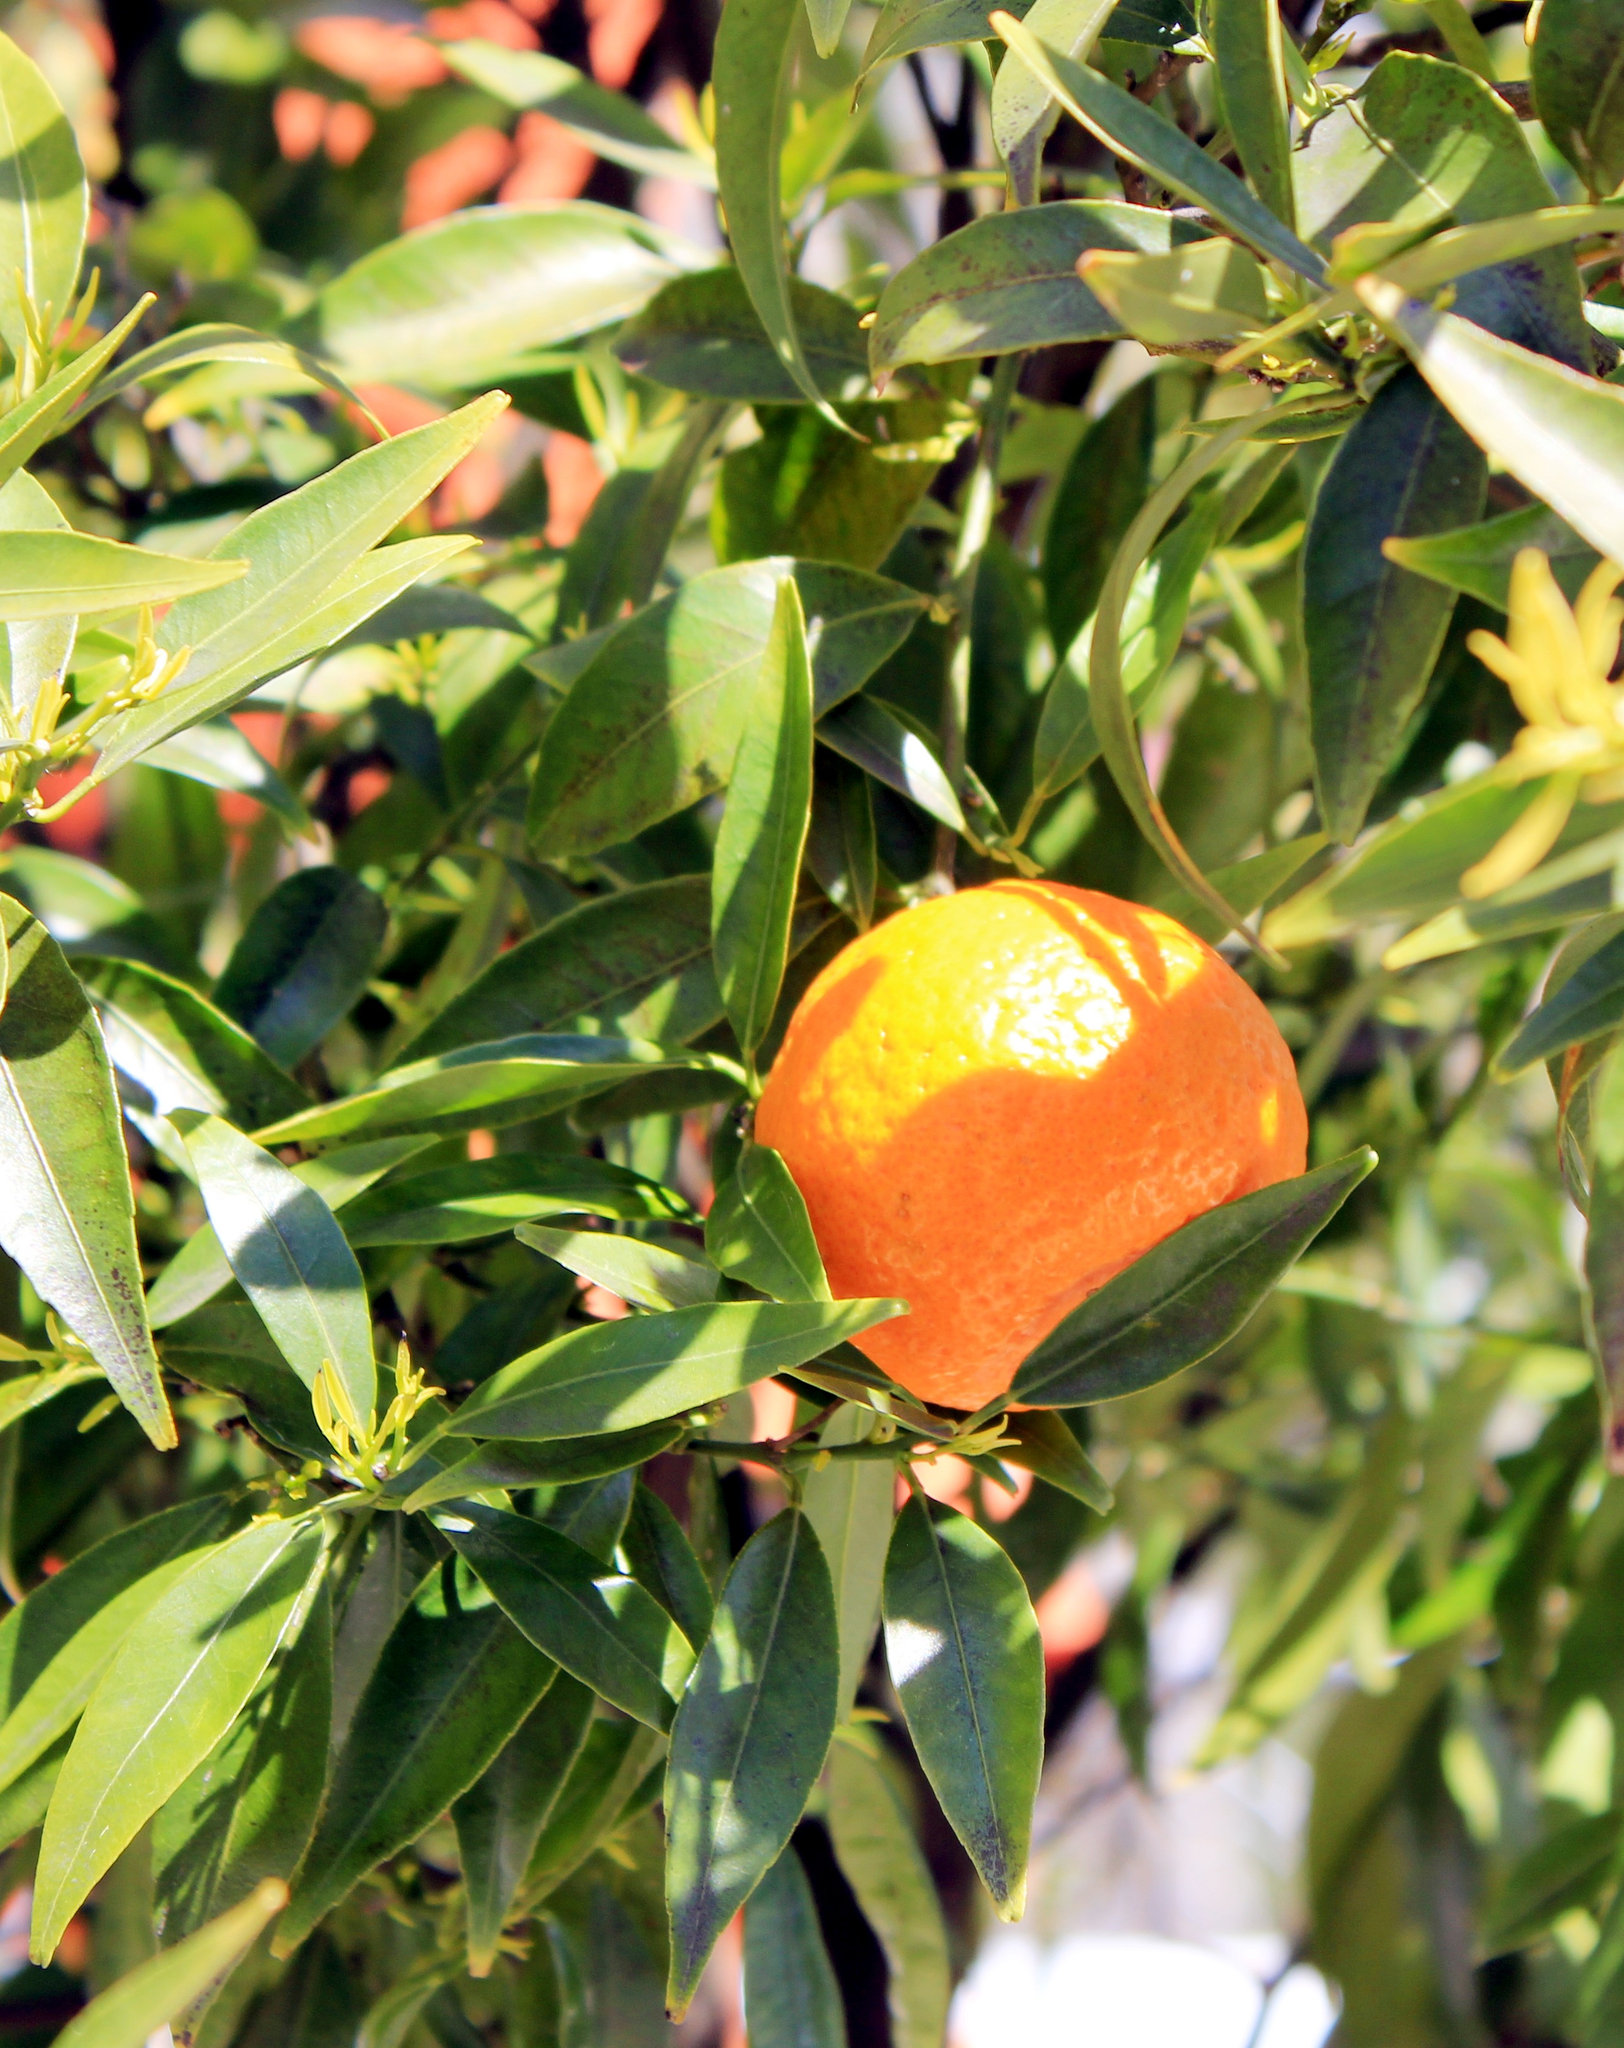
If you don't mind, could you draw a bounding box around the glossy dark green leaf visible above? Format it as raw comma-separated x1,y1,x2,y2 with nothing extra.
1010,1152,1374,1409
527,1716,664,1903
706,1142,831,1302
404,876,718,1063
313,205,695,390
77,957,306,1129
453,1673,596,1975
713,579,814,1059
825,1735,952,2048
817,697,964,834
529,560,925,860
665,1509,839,2019
806,755,876,930
882,1499,1043,1916
175,1112,375,1425
32,1512,324,1961
742,1845,846,2048
1305,370,1486,843
801,1406,894,1718
1486,1810,1624,1954
343,1155,686,1248
275,1570,555,1952
151,1578,332,1942
620,1486,715,1655
441,1502,690,1730
516,1225,718,1312
1533,0,1624,198
616,268,870,402
1205,0,1294,228
252,1036,727,1150
1381,500,1597,609
213,870,386,1070
1502,925,1624,1074
400,1423,682,1514
1000,1410,1113,1511
713,0,840,423
993,17,1325,282
0,896,173,1449
0,1497,232,1798
52,1879,290,2048
1042,374,1157,661
157,1305,328,1463
445,1297,904,1443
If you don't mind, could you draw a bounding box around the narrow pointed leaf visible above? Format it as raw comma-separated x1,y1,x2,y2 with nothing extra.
665,1509,839,2018
141,717,309,832
175,1112,375,1425
516,1224,718,1310
621,1486,716,1654
992,0,1114,203
706,1142,831,1302
32,1513,323,1961
0,533,245,620
1587,1045,1624,1471
713,577,814,1057
52,1879,289,2048
0,298,150,491
444,1297,905,1443
399,1423,683,1514
348,1156,686,1250
212,869,386,1070
999,1410,1114,1511
1502,925,1624,1073
441,1502,691,1730
743,1846,847,2048
1532,0,1624,198
802,1406,894,1718
881,1499,1043,1917
1011,1151,1375,1408
0,31,87,364
276,1579,554,1953
1206,0,1295,228
0,896,173,1448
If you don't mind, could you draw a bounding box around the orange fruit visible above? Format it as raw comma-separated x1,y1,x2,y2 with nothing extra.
755,880,1307,1411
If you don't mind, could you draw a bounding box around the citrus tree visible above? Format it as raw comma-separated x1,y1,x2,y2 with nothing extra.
6,0,1624,2040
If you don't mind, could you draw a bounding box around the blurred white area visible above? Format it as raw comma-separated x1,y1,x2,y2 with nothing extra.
951,1540,1339,2048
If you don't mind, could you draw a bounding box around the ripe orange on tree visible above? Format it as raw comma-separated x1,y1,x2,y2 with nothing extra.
756,879,1307,1411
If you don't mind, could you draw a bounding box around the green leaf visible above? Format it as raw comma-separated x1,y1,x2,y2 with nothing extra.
0,531,245,620
1358,277,1624,567
404,876,718,1064
825,1734,952,2048
1380,500,1597,610
817,696,965,834
142,719,309,835
516,1224,718,1310
992,0,1115,205
713,578,815,1058
0,1497,232,1799
527,1716,664,1902
453,1675,596,1976
1486,1810,1624,1954
346,1157,686,1250
742,1846,847,2048
1205,0,1294,227
174,1112,376,1425
440,39,716,186
881,1498,1043,1917
313,205,697,390
0,470,74,744
32,1513,323,1962
0,30,87,365
275,1571,554,1954
999,1410,1114,1511
1586,1045,1624,1470
0,896,173,1448
89,321,377,423
0,299,150,493
1501,925,1624,1074
528,560,925,860
868,203,1199,374
52,1879,289,2048
445,1298,904,1444
151,1578,331,1942
76,956,307,1129
440,1502,691,1731
251,1036,730,1150
400,1423,682,1514
1305,370,1486,844
212,870,385,1071
706,1142,831,1303
862,0,1033,74
85,534,477,794
991,15,1326,282
1042,374,1157,659
665,1508,839,2019
1009,1151,1374,1408
1533,0,1624,198
147,1136,431,1330
1077,237,1272,347
621,1486,716,1654
802,1406,894,1718
616,268,870,402
713,0,845,426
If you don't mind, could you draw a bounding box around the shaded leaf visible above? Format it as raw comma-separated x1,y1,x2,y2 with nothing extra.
665,1509,839,2018
1486,1810,1624,1954
0,897,173,1448
1502,924,1624,1074
1532,0,1624,199
399,1421,682,1513
742,1845,847,2048
213,869,386,1070
817,696,964,834
999,1410,1114,1511
706,1142,831,1303
620,1486,715,1655
142,719,309,834
516,1224,718,1311
1206,0,1294,228
802,1405,894,1718
616,268,869,402
345,1155,685,1249
881,1498,1043,1916
991,0,1115,205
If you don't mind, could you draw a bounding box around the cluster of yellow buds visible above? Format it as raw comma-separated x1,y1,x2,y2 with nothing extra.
1460,548,1624,899
311,1339,442,1489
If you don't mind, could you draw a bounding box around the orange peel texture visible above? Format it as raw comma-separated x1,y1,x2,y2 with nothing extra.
755,880,1307,1412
